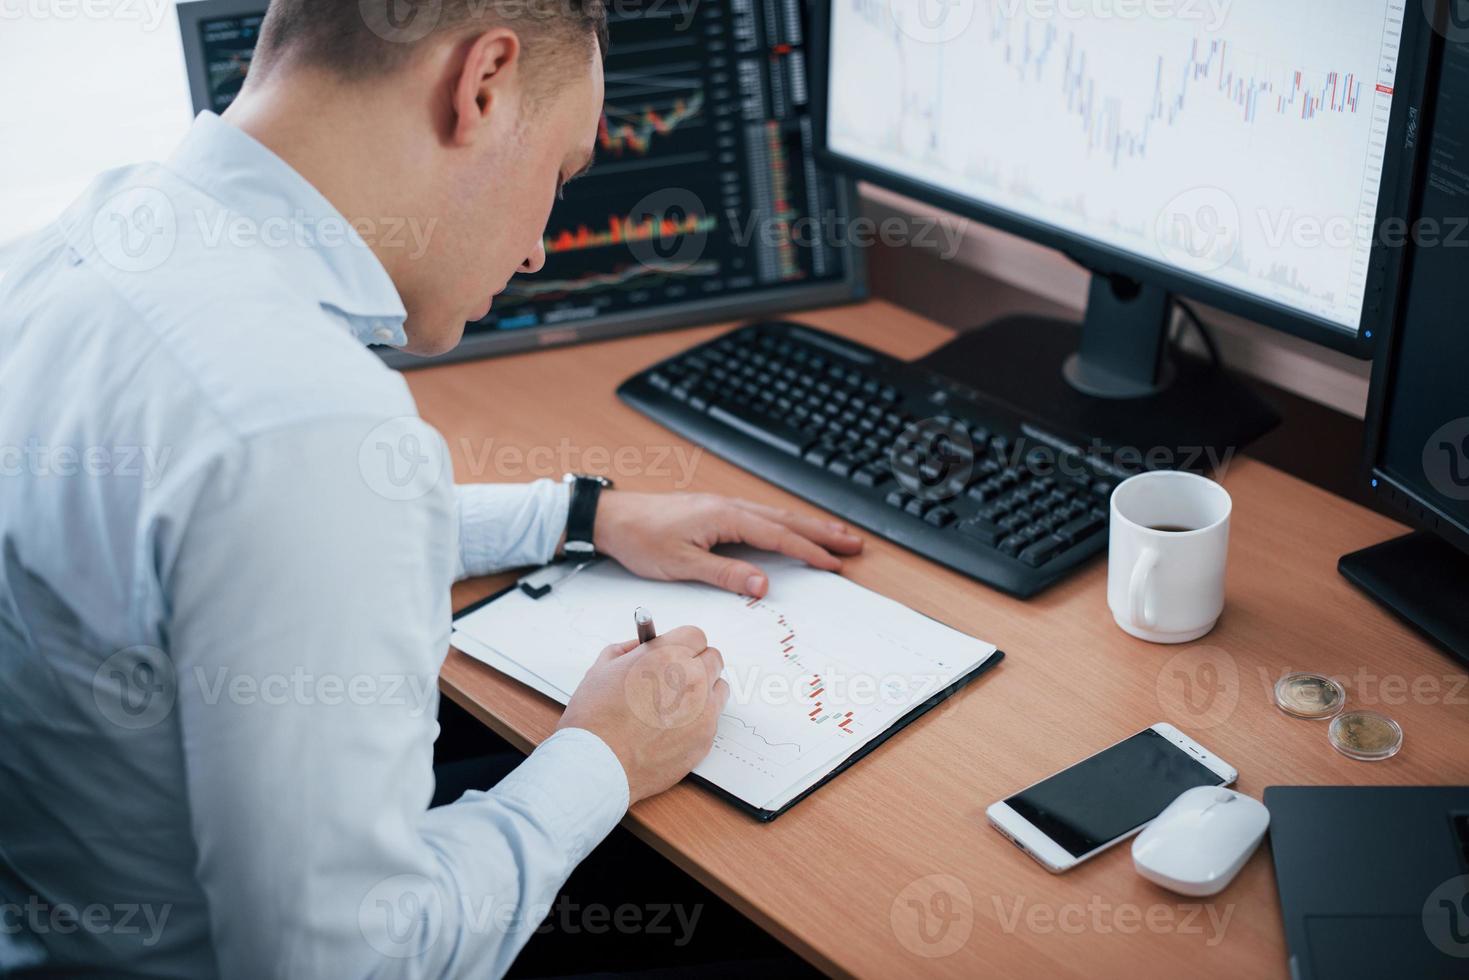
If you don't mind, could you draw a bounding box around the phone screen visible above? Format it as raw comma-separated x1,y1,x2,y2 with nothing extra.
1005,729,1227,858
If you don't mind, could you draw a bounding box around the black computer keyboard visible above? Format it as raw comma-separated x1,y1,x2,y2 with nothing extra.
618,320,1138,597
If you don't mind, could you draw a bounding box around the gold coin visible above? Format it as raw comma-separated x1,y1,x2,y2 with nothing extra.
1274,672,1345,720
1328,710,1403,761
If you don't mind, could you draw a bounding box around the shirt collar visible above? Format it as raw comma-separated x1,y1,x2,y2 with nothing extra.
166,112,409,348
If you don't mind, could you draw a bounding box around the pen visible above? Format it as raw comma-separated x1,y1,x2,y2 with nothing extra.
634,607,657,645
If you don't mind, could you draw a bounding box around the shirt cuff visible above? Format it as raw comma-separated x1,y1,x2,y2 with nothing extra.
489,728,630,864
454,479,571,580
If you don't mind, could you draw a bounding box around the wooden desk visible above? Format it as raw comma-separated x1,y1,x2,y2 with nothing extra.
408,300,1469,979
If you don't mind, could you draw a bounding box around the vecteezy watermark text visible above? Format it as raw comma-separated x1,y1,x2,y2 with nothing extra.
0,897,171,948
0,0,172,30
0,441,171,488
457,437,703,487
358,873,702,959
993,895,1236,945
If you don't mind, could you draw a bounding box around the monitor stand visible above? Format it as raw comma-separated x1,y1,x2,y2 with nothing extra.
1340,531,1469,667
911,273,1280,472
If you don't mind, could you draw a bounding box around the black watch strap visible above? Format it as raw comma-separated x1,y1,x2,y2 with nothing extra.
563,476,608,557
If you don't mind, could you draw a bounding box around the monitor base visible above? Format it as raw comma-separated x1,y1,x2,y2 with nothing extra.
913,314,1280,473
1339,531,1469,667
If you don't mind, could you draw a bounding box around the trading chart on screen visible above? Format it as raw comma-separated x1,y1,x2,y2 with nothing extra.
482,0,850,333
828,0,1407,331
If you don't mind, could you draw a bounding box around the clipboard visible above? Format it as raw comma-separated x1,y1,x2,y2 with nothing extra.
453,559,1007,822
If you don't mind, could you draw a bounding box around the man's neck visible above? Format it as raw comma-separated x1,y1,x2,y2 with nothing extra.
222,71,431,291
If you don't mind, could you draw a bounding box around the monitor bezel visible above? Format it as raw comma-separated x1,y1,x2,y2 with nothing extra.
177,0,266,117
1360,303,1469,559
1359,24,1469,560
809,0,1438,359
177,0,868,370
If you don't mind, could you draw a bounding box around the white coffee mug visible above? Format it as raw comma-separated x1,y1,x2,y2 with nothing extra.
1107,471,1232,644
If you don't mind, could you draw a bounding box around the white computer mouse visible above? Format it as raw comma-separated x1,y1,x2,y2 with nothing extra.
1132,786,1270,896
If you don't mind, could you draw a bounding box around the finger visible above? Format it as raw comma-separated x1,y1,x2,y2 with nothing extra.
693,645,725,685
712,677,731,712
724,509,844,573
681,548,772,596
728,499,864,555
647,624,708,656
595,638,640,664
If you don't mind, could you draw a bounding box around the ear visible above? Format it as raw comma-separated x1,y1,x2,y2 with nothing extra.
449,29,522,147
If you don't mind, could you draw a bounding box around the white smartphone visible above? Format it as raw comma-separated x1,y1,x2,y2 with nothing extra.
986,723,1237,873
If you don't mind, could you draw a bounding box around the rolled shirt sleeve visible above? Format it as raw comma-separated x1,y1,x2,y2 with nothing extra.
453,479,571,581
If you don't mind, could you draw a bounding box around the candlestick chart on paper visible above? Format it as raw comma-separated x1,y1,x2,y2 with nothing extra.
451,554,997,809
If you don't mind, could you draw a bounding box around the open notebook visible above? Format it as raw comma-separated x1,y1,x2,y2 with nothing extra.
450,552,1004,820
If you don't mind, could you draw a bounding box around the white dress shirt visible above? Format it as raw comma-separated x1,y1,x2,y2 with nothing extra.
0,112,629,979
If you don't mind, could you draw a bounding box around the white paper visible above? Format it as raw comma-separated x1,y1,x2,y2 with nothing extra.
451,553,999,813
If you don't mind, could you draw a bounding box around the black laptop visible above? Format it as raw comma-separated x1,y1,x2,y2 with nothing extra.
1265,786,1469,979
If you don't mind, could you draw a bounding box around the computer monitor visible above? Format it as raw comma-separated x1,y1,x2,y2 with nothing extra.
177,0,864,367
811,0,1440,459
177,0,261,115
1340,22,1469,665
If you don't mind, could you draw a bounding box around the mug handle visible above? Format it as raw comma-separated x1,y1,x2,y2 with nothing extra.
1128,547,1160,629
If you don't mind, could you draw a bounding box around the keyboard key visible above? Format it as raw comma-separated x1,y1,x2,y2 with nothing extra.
1040,511,1071,532
804,444,834,468
885,489,908,508
852,465,891,488
957,517,1002,546
904,497,932,518
827,456,857,478
998,535,1023,557
1057,512,1106,544
976,502,1009,522
709,404,814,457
1020,535,1065,567
925,506,956,528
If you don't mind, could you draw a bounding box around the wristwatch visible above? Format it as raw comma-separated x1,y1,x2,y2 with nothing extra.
562,473,612,558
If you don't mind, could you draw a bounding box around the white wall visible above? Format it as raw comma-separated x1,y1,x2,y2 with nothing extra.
0,2,194,250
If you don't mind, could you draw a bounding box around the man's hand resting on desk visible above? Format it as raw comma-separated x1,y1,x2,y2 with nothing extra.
592,491,864,597
559,626,730,803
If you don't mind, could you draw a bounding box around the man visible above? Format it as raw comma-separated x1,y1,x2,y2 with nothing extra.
0,1,862,975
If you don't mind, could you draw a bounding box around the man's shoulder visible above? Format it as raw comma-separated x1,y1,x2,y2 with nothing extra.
32,163,417,434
